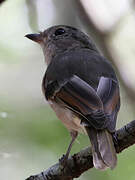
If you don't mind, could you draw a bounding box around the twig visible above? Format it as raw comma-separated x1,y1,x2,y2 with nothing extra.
26,120,135,180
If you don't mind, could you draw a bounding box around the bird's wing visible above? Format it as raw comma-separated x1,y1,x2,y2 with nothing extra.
55,75,103,114
97,77,120,132
44,75,110,130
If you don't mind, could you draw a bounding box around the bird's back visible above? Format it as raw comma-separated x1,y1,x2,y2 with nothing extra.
45,48,118,90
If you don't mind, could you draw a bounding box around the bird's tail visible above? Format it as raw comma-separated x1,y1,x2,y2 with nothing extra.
85,127,117,170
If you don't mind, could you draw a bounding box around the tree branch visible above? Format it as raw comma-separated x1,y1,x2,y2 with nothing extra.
26,119,135,180
25,0,39,31
0,0,6,5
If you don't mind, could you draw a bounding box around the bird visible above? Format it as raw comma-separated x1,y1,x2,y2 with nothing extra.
25,25,120,170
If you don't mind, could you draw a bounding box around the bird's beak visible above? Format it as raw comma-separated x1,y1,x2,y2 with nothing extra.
25,33,42,43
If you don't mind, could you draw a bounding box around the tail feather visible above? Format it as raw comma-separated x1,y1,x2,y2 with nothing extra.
85,127,117,170
97,130,117,169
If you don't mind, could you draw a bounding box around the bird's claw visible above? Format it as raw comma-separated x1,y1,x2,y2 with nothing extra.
59,154,68,167
112,132,118,145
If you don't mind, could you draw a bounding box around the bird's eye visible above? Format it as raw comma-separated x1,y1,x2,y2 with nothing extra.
54,28,65,36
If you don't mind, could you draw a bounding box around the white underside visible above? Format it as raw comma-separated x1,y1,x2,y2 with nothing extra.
48,100,86,133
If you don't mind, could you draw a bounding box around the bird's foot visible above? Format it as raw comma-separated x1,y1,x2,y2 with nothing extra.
112,132,118,145
59,154,68,168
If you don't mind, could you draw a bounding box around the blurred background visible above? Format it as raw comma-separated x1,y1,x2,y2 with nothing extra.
0,0,135,179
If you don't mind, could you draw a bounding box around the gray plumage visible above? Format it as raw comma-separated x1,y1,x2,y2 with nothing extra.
26,25,120,170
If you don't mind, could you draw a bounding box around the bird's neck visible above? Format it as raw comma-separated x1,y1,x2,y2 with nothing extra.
42,40,84,66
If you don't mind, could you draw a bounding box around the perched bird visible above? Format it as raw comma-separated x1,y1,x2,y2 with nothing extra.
26,25,120,170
